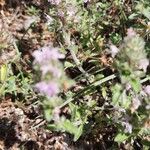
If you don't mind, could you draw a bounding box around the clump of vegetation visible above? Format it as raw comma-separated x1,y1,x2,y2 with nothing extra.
0,0,149,149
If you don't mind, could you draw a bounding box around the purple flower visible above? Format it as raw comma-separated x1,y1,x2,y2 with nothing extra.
144,85,150,96
121,121,132,133
35,81,59,97
138,58,149,72
125,83,131,91
41,65,62,77
33,46,64,77
131,96,141,111
67,6,77,17
32,46,64,64
109,45,119,57
127,28,136,37
57,11,64,18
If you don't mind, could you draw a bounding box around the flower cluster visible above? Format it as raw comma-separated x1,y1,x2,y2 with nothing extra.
33,46,64,97
48,0,61,5
121,121,132,133
109,45,119,58
35,81,59,97
110,28,149,75
111,28,149,135
33,46,64,76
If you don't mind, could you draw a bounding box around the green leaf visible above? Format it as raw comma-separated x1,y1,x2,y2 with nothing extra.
114,133,129,143
0,64,7,82
69,103,77,120
44,109,53,122
130,78,141,93
142,7,150,20
62,120,78,134
102,87,107,99
142,140,150,147
47,124,57,130
0,83,5,95
69,102,81,121
136,3,150,20
128,13,138,19
64,61,74,69
112,84,122,106
74,124,83,141
6,76,16,93
121,91,131,109
68,45,78,54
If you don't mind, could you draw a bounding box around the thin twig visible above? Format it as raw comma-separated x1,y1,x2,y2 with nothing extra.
69,48,89,78
30,120,46,130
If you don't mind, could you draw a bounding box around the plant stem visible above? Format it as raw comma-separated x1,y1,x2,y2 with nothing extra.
59,74,116,108
140,76,150,83
73,74,116,98
59,75,150,108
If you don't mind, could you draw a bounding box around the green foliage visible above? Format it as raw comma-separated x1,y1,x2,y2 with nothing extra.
47,102,89,141
26,6,40,16
1,0,149,149
37,0,149,147
114,133,129,143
